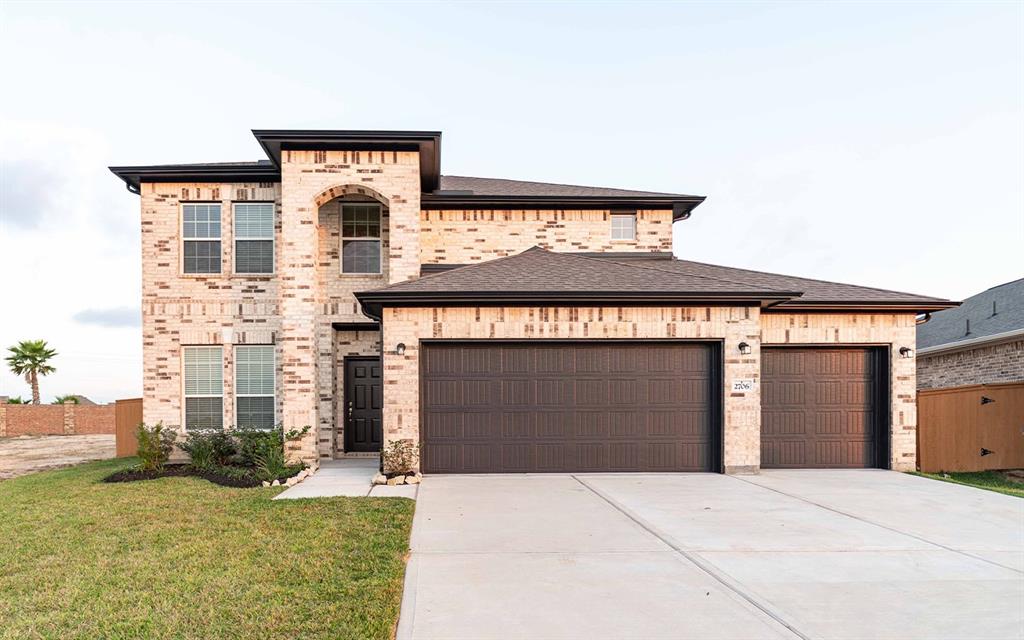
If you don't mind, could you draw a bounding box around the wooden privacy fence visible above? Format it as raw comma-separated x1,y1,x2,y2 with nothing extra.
115,398,143,457
917,382,1024,472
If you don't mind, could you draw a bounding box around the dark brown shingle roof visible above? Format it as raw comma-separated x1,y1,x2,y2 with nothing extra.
436,176,696,199
609,257,954,308
356,247,799,315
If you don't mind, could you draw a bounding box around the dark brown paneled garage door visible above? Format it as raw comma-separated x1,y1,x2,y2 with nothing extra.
421,342,718,473
761,347,887,469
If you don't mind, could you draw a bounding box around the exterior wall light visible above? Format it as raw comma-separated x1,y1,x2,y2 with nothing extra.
396,343,406,356
899,346,913,359
738,342,752,356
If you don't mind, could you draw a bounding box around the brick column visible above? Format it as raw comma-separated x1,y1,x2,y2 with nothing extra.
62,401,76,435
279,167,320,463
0,404,7,437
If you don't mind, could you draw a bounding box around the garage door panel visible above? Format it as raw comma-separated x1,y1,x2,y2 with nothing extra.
422,342,716,473
762,348,882,469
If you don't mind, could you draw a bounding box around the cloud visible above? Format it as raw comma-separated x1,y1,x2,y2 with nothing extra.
72,306,141,328
0,159,60,230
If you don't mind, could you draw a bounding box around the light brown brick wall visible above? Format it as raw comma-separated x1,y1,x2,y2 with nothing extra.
381,306,763,473
761,312,918,471
140,181,283,433
0,404,115,436
419,209,673,264
918,340,1024,390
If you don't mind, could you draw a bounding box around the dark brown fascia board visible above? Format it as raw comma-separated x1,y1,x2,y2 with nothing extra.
767,300,960,313
356,290,801,318
251,129,442,192
109,163,280,194
421,194,705,221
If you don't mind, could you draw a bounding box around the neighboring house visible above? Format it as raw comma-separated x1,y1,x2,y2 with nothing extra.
917,278,1024,390
111,129,955,474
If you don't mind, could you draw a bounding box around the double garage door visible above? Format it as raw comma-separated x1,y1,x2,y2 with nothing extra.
421,342,718,473
420,342,886,474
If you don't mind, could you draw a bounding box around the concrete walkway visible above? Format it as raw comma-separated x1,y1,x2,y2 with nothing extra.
273,458,418,499
398,470,1023,640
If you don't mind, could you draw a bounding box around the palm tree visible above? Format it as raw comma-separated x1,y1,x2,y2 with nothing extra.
5,396,27,404
5,340,58,405
52,395,80,405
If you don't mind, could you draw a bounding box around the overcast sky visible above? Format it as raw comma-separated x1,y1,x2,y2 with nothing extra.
0,2,1021,403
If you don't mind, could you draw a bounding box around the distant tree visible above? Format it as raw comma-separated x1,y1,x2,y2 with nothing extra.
52,395,80,405
5,340,58,405
5,396,27,404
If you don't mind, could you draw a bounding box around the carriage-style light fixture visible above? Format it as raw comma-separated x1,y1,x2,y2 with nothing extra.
396,343,406,356
899,346,913,359
738,341,752,356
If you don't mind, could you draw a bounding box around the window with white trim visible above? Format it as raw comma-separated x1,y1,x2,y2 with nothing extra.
341,203,382,274
183,346,223,429
610,212,637,240
183,204,222,273
235,345,275,430
234,203,274,274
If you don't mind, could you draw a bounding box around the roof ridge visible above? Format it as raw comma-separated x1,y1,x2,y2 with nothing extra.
674,258,950,302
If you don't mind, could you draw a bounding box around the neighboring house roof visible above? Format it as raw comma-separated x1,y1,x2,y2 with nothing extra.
917,278,1024,354
108,129,704,219
411,251,957,312
356,247,800,315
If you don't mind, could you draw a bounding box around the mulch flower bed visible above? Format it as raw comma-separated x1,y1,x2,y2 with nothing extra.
103,464,298,488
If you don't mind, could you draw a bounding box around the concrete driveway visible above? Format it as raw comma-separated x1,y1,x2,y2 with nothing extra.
398,470,1023,640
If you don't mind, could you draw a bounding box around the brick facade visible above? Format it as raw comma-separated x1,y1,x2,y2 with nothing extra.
135,146,921,471
918,340,1024,390
419,209,673,264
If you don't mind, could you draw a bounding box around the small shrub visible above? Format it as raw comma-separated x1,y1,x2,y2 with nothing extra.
5,396,26,404
135,422,177,472
382,439,418,475
235,425,310,481
178,429,237,470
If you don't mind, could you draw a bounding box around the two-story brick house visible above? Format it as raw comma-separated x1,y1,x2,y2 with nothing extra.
111,129,955,474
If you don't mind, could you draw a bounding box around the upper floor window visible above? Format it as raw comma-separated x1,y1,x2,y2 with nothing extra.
234,203,274,274
341,204,382,274
610,212,636,241
235,345,275,430
183,203,222,274
183,346,223,430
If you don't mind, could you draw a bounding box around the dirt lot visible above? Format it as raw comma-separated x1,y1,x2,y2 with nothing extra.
0,435,116,480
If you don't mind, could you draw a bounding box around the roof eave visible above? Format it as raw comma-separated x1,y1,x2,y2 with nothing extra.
918,327,1024,356
108,164,281,194
769,300,960,313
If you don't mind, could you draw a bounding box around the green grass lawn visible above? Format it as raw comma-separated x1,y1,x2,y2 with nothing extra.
912,470,1024,498
0,458,415,640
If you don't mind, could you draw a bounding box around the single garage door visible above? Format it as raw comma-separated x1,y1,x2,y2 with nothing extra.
761,347,887,468
421,342,718,473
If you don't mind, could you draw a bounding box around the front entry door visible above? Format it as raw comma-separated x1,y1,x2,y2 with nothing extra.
344,357,383,452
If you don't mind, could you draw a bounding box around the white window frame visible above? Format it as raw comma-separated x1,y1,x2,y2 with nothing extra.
340,203,383,275
182,346,224,430
232,202,275,275
181,203,223,275
234,345,276,430
610,211,637,241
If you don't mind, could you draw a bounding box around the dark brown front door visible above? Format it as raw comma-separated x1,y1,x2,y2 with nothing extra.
761,347,887,468
344,357,382,452
420,342,718,474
